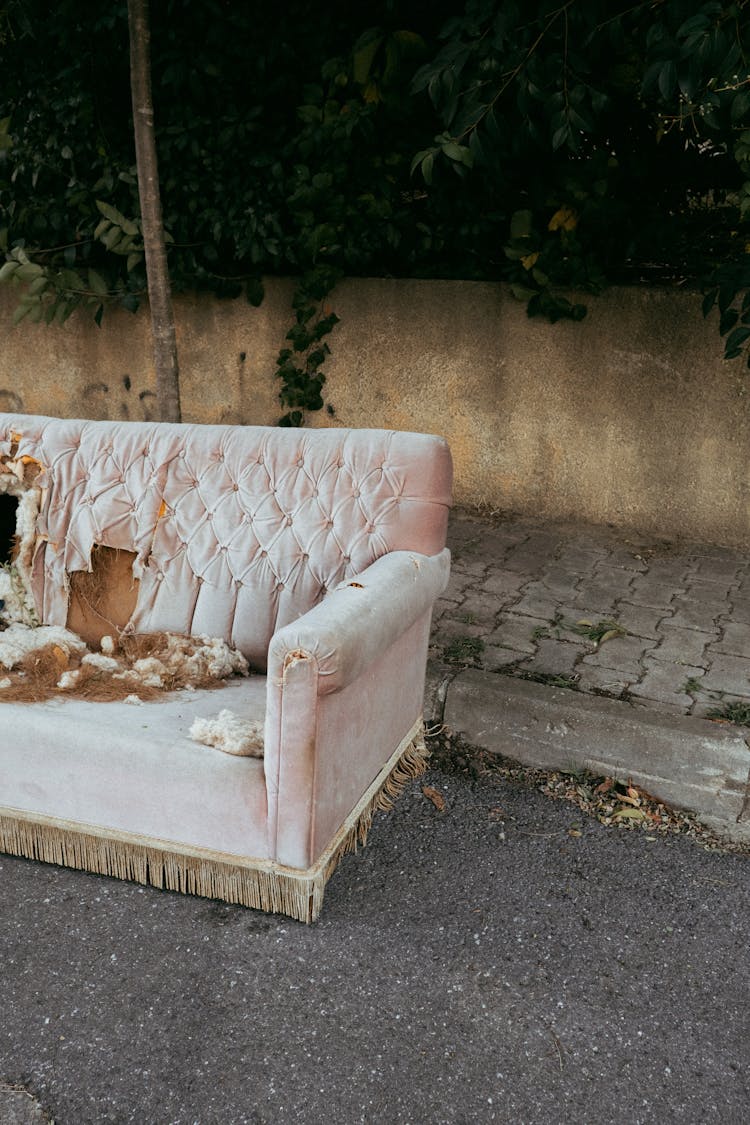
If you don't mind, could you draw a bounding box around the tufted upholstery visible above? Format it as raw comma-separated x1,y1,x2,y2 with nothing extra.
0,415,452,668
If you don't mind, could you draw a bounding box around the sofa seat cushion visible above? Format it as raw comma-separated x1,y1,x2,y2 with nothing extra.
0,679,269,860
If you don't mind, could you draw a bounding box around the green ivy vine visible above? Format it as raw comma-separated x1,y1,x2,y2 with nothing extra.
275,266,341,426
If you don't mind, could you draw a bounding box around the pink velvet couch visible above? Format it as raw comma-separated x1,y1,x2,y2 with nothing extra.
0,414,452,921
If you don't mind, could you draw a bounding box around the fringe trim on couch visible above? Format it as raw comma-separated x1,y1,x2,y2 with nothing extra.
0,718,429,923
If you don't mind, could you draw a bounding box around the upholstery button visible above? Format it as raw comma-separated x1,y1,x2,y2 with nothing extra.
155,573,164,582
206,511,213,521
286,515,293,526
260,549,267,558
297,458,304,467
276,582,285,591
343,555,350,563
312,489,319,498
232,483,239,492
325,518,333,528
353,489,360,498
301,553,309,562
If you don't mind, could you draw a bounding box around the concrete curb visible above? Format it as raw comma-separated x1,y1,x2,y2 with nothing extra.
429,668,750,841
0,1084,51,1124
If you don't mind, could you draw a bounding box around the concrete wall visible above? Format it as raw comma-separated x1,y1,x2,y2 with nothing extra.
1,278,747,546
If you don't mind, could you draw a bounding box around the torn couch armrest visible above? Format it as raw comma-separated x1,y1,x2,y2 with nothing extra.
267,548,451,695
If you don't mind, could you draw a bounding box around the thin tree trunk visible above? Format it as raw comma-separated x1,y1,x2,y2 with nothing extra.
127,0,181,423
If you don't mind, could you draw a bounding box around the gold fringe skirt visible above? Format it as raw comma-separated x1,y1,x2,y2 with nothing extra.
0,719,429,922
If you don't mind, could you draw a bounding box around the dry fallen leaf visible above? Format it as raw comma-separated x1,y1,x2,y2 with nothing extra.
613,806,647,820
422,785,446,813
568,828,582,838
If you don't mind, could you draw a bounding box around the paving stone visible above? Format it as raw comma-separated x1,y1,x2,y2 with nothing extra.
701,653,750,695
668,597,728,632
485,613,547,655
728,597,750,624
502,534,563,573
538,565,583,598
570,584,622,614
731,571,750,597
599,546,649,571
570,663,635,697
482,645,527,671
651,624,714,666
591,563,638,590
612,601,673,639
481,569,527,599
637,558,691,582
628,660,706,708
441,572,479,601
552,544,609,570
691,691,750,719
687,542,747,561
449,558,489,578
472,527,530,558
709,620,750,658
683,577,741,603
433,616,489,647
516,638,583,678
628,575,686,608
506,588,561,619
579,634,657,673
687,556,744,582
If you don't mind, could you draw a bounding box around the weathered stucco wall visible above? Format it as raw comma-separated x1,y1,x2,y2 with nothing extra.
0,278,747,545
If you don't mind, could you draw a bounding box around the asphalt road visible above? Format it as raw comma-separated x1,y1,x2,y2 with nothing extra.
1,757,748,1125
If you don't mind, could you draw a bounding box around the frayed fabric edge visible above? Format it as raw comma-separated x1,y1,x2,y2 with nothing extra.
0,717,428,923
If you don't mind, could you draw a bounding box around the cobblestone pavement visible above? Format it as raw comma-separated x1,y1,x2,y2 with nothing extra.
430,510,750,721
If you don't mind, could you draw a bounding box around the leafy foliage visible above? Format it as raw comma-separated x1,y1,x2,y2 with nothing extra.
411,0,750,338
1,0,749,414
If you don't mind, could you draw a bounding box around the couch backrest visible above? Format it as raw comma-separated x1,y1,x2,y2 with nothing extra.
0,415,452,668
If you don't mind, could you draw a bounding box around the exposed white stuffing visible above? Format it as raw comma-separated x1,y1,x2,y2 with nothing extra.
120,635,249,691
57,669,81,690
0,623,87,670
189,709,264,758
81,652,122,673
0,677,11,689
124,694,143,705
129,657,166,688
100,635,115,655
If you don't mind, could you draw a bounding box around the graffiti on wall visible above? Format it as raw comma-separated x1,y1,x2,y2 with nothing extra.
81,375,156,422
